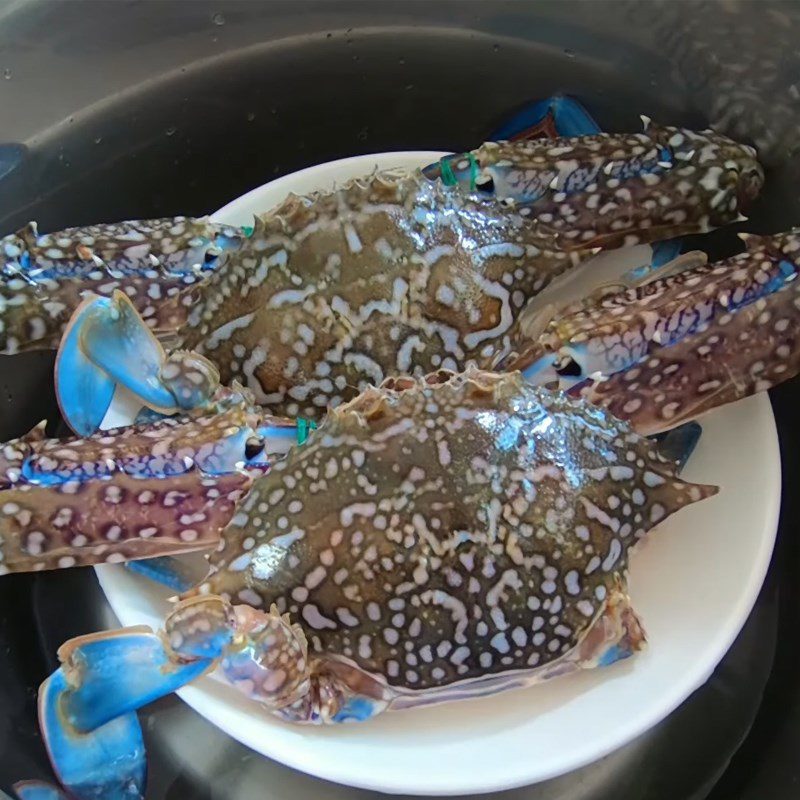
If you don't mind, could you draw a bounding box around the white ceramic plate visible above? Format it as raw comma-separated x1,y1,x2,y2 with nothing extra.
95,153,781,796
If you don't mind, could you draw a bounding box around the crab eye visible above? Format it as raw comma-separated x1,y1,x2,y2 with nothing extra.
555,358,583,378
475,175,495,194
244,436,265,460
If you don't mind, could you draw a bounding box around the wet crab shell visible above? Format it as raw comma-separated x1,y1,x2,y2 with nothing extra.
202,369,716,692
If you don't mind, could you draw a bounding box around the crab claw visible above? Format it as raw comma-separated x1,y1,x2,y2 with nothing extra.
508,227,800,435
56,290,220,436
1,216,248,355
39,667,147,800
424,124,763,251
489,92,602,142
38,624,228,799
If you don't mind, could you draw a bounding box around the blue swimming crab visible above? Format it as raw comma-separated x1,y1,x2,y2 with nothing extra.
2,103,798,799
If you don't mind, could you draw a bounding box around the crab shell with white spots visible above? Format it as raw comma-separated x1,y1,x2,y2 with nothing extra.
202,369,716,700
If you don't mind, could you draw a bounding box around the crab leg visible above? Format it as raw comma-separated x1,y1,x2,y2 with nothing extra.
506,228,800,434
1,217,248,355
0,398,263,574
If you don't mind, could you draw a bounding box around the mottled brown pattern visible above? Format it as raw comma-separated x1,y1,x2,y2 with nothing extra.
504,228,800,435
205,370,714,691
181,173,595,418
0,388,276,574
577,269,800,434
0,217,245,354
466,125,763,250
0,471,250,574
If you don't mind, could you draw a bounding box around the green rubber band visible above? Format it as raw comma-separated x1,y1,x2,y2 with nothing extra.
438,153,479,190
296,418,318,445
439,156,457,186
242,225,254,237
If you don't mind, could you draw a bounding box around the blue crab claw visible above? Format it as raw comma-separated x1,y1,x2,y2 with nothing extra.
39,627,222,799
507,228,800,435
12,782,71,800
56,289,220,436
40,669,146,800
53,628,215,732
489,93,602,141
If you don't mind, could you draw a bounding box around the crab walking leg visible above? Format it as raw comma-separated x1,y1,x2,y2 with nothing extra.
489,93,602,142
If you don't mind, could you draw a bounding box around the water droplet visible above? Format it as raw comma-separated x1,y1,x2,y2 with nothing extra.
212,12,225,25
492,44,500,52
405,84,414,91
94,136,103,145
165,126,176,137
352,54,360,62
398,58,406,65
564,48,575,59
270,107,277,115
3,69,11,80
357,127,369,141
211,35,218,43
246,111,256,122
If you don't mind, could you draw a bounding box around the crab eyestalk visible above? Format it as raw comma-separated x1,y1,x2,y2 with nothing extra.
1,217,248,355
505,227,800,435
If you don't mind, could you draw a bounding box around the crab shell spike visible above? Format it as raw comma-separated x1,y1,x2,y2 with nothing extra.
39,669,147,800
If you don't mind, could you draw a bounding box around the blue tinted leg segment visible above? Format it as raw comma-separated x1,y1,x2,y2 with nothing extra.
650,421,703,473
597,643,633,668
491,93,602,141
123,556,198,593
39,670,146,800
13,782,71,800
651,239,683,268
331,695,384,723
57,629,214,732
